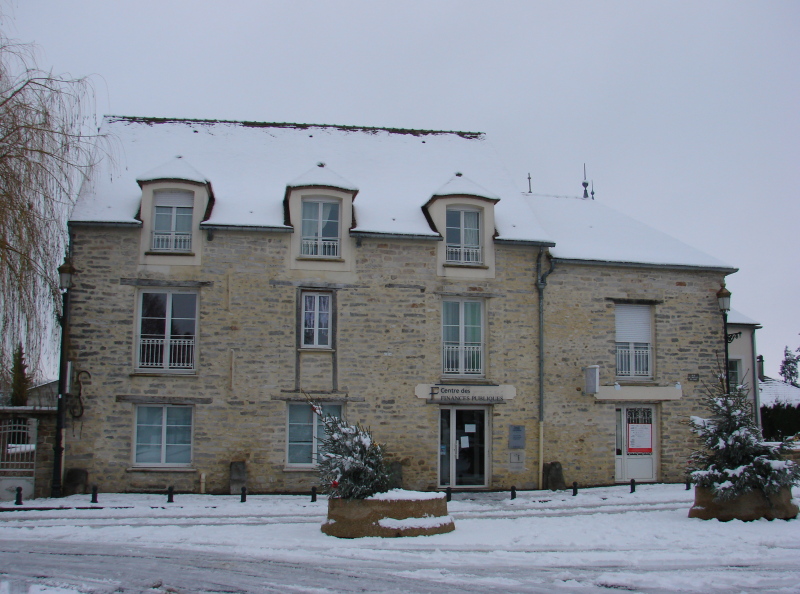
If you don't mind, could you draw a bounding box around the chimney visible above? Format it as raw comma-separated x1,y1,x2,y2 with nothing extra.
757,354,765,381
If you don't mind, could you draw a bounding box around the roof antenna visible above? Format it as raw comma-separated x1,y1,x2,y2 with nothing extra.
582,164,589,198
591,180,595,200
527,172,532,193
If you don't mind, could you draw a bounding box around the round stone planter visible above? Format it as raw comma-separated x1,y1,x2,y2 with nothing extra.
688,486,799,521
321,489,456,538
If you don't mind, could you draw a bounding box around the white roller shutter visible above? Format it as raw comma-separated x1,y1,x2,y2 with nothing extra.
154,189,194,207
615,304,651,343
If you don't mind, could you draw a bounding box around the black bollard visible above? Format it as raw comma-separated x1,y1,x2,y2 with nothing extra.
630,479,636,493
510,486,516,500
240,486,247,503
572,481,578,496
14,486,22,506
446,486,452,502
685,479,691,490
91,485,98,504
311,486,317,502
167,486,174,503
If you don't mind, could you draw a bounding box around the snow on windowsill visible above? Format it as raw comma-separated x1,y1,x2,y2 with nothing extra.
282,466,318,473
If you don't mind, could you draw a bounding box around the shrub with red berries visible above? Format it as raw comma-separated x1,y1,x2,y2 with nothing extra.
315,407,390,500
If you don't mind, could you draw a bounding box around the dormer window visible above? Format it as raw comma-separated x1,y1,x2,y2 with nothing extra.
152,190,194,252
446,208,481,264
301,199,340,258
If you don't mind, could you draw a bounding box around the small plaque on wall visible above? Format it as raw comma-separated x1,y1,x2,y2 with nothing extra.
688,374,700,382
509,425,525,449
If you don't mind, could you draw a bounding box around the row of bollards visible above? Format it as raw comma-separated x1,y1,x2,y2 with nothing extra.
8,484,323,507
12,478,679,508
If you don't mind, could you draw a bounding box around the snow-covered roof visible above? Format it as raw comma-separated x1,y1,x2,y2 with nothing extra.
522,194,734,270
430,174,500,201
728,309,760,326
287,163,358,192
760,377,800,407
73,116,733,269
136,155,209,185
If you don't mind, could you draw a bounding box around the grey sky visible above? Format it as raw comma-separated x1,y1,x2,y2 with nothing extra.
9,1,799,377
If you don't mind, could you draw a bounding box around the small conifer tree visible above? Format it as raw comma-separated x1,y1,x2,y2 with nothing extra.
779,345,799,387
688,381,800,501
314,404,390,499
10,343,30,406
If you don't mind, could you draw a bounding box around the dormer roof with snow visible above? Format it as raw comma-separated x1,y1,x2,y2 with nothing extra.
72,116,734,270
136,155,209,186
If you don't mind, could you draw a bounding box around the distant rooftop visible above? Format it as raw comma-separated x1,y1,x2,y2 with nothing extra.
760,377,800,407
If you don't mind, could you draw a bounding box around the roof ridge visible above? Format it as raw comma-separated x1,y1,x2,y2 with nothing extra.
104,115,484,139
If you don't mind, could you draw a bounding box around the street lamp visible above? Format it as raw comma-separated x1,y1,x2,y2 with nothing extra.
716,283,732,395
51,257,75,498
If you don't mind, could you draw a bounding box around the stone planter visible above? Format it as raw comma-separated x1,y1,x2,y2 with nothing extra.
688,486,799,521
321,489,456,538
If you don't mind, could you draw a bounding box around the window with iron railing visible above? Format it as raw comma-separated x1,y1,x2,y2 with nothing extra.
152,189,194,252
137,291,197,371
615,303,653,379
445,208,482,264
301,199,340,257
616,342,652,378
442,299,484,375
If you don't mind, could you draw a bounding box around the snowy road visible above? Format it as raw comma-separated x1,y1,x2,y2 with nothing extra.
0,484,798,593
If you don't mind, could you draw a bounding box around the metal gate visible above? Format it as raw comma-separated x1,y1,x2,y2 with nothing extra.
0,418,38,501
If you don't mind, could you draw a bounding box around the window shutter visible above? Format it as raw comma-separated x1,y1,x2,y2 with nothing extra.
615,304,651,343
154,190,194,207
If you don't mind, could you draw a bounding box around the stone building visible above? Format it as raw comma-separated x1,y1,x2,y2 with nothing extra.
62,116,736,494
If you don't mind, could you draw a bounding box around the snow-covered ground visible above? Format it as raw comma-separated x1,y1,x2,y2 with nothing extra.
1,483,798,593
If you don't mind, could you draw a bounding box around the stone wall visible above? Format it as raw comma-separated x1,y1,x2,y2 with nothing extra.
542,264,725,487
63,223,728,494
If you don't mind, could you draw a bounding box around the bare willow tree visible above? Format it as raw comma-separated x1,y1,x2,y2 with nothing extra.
0,31,100,385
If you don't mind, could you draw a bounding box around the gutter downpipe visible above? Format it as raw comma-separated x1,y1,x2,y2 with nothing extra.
751,328,761,427
536,249,555,489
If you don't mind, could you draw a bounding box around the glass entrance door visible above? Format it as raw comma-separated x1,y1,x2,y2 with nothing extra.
439,407,487,488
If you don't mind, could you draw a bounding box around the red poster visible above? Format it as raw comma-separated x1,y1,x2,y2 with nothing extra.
628,423,652,454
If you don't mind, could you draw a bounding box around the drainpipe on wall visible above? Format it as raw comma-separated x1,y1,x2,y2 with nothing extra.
536,249,555,489
751,330,761,427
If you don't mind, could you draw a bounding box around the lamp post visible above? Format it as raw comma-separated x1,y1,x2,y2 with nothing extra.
716,283,732,395
51,257,75,498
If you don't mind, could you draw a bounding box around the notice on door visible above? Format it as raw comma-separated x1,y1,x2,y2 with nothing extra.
628,423,652,453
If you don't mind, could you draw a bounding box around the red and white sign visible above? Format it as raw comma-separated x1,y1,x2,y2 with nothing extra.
628,423,652,454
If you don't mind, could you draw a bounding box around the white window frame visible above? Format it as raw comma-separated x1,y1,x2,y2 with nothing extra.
301,198,341,258
615,304,652,379
301,292,332,349
136,290,198,372
728,359,742,388
133,404,193,467
445,207,482,264
442,298,484,376
152,190,194,252
286,402,342,467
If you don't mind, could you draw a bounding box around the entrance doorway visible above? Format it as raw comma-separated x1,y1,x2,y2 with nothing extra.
439,407,488,488
615,405,657,482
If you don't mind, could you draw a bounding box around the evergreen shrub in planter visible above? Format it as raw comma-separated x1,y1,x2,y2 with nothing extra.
687,382,800,521
313,404,454,538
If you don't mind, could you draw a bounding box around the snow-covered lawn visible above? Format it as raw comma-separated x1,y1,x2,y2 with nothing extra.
1,483,799,593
